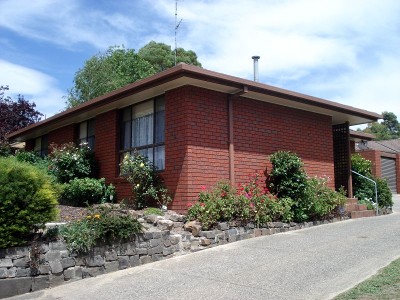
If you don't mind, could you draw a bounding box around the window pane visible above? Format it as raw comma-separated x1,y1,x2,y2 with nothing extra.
34,137,41,152
154,145,165,170
132,101,154,147
79,122,87,139
155,110,165,143
87,119,95,136
138,148,153,165
122,121,131,149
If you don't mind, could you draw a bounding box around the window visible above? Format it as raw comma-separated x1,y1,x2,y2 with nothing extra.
120,96,165,170
34,135,48,157
79,119,95,149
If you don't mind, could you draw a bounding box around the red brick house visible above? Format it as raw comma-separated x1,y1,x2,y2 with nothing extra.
8,64,381,211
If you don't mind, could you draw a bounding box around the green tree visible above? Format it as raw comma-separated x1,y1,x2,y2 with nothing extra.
66,46,156,108
363,111,400,140
138,41,202,73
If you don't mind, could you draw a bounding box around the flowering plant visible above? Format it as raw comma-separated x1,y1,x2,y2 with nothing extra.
120,151,171,209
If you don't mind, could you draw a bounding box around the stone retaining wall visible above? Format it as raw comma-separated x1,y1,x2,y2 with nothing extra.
0,218,344,299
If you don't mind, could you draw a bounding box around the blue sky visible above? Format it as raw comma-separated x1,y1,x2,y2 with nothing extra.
1,0,399,126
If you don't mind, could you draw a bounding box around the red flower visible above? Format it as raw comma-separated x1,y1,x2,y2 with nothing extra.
261,200,265,203
201,186,207,191
200,203,205,207
186,202,193,207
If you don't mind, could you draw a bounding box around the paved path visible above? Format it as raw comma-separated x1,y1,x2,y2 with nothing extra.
10,195,400,300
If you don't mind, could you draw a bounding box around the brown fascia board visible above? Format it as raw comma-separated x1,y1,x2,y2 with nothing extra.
349,130,375,141
8,63,382,140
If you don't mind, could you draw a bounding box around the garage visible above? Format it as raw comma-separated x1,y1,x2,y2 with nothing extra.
381,157,397,193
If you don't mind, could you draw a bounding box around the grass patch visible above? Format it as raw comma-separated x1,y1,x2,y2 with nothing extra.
334,257,400,300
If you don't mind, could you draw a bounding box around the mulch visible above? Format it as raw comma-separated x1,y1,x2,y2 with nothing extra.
57,205,90,222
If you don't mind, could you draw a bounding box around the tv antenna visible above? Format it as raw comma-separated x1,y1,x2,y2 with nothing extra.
174,0,183,65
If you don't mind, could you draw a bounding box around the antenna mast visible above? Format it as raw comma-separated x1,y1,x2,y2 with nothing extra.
174,0,182,65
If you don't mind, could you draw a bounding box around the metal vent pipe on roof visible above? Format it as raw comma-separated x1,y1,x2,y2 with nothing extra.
252,55,260,82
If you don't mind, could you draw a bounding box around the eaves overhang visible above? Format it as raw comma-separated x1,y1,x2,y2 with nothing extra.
8,63,382,142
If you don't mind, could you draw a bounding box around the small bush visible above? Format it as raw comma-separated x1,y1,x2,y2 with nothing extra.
120,151,171,209
351,154,393,208
267,151,308,200
376,178,393,208
61,177,116,207
187,176,294,229
59,207,142,253
303,177,347,220
0,157,59,248
48,142,96,183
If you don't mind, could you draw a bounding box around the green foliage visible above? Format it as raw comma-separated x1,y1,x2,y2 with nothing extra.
59,207,142,253
66,46,156,108
120,151,171,209
138,41,202,72
61,178,116,207
187,176,294,230
358,199,374,210
267,151,308,200
14,150,51,172
143,207,164,216
351,154,393,208
376,177,393,208
48,143,96,183
362,111,400,140
0,156,59,248
303,177,347,220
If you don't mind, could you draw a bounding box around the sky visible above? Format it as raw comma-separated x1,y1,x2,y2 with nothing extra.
1,0,399,127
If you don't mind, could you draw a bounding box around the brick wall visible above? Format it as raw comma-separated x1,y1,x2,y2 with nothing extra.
357,150,382,178
164,86,229,212
163,86,335,212
48,124,76,147
233,97,334,187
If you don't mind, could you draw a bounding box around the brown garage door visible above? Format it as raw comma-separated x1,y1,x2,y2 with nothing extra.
381,157,397,193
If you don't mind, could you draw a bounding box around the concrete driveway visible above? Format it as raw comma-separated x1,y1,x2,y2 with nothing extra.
10,195,400,300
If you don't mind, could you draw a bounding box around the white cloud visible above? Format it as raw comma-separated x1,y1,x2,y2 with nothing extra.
0,60,65,117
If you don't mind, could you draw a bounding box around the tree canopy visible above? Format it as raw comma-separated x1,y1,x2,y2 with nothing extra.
66,46,156,108
138,41,202,72
362,111,400,140
66,42,202,108
0,85,42,154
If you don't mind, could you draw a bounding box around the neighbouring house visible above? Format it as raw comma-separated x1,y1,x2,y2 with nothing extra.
8,64,381,212
356,138,400,193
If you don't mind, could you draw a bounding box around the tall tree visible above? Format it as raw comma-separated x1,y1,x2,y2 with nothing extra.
0,86,42,153
363,111,400,140
66,46,156,108
138,41,202,72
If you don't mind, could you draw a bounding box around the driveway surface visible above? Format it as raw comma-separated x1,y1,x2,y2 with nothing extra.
10,195,400,300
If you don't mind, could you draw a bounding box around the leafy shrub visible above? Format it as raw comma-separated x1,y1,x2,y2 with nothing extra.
120,151,171,209
303,177,347,220
61,177,116,207
187,176,294,229
267,151,308,200
351,154,393,208
48,142,96,183
14,150,51,173
59,207,142,253
0,156,59,248
358,199,374,210
376,178,393,208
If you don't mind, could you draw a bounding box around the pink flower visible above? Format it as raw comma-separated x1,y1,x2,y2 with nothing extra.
250,203,254,208
200,203,205,207
201,186,207,191
186,202,193,207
